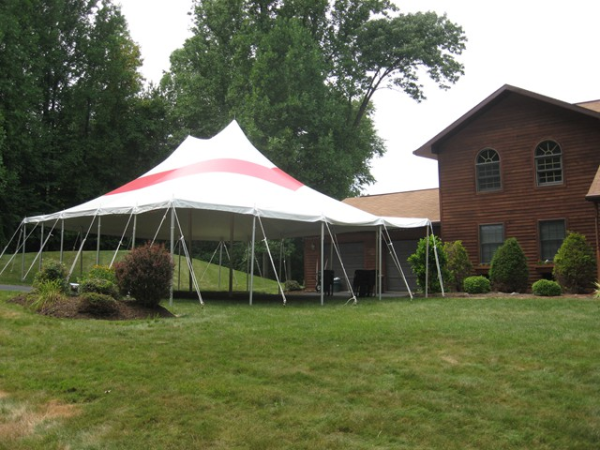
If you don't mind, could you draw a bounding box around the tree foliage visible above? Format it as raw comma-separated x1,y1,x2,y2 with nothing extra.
407,234,450,294
163,0,466,198
488,237,528,293
0,0,171,246
444,240,473,292
553,232,597,294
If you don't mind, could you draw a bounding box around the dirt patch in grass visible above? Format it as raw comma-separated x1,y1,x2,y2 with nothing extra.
8,294,174,320
0,394,80,442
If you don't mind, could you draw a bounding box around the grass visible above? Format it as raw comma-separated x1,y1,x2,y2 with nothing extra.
0,250,280,294
0,292,599,449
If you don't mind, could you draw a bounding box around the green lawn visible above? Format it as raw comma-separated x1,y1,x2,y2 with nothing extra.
0,292,599,449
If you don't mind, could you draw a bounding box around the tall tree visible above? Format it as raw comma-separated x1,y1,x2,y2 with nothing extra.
163,0,466,198
0,0,169,245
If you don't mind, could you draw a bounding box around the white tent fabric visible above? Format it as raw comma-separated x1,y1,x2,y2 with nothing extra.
23,120,420,240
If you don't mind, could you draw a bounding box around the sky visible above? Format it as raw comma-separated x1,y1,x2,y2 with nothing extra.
118,0,600,196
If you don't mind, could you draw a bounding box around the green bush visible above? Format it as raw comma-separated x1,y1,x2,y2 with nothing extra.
489,238,528,293
408,235,450,294
532,279,562,297
33,260,68,293
444,240,473,292
553,232,597,294
284,280,302,291
87,265,117,283
463,276,491,294
114,242,174,307
78,292,118,316
79,277,120,300
30,279,65,312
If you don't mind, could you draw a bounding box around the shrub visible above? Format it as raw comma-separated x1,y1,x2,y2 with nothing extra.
407,235,450,294
78,292,118,316
30,279,65,312
284,280,302,291
444,240,473,292
463,276,491,294
532,279,562,297
114,242,174,307
33,260,68,293
489,238,528,293
87,265,117,283
553,232,597,294
79,277,120,300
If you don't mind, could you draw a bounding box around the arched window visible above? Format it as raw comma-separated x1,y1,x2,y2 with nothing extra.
535,140,563,186
476,148,501,192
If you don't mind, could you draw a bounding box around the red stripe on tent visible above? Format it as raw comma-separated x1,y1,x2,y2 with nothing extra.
106,158,304,195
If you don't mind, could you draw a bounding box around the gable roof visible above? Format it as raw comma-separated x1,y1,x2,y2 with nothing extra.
343,188,440,223
413,84,600,160
586,166,600,201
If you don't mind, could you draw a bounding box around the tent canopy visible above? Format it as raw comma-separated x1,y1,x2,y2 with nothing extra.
23,121,430,241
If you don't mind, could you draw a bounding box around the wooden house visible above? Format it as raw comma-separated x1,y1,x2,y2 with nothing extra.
413,84,600,284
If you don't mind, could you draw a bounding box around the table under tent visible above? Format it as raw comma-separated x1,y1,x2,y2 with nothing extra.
2,121,444,304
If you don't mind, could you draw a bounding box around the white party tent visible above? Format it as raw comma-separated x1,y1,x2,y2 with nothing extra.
8,121,440,304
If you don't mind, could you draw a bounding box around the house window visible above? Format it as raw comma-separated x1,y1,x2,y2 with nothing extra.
476,148,501,192
480,224,504,264
539,220,566,262
535,140,563,186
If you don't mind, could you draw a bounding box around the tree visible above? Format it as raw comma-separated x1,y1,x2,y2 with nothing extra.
488,238,528,293
163,0,466,198
553,232,597,294
0,0,170,246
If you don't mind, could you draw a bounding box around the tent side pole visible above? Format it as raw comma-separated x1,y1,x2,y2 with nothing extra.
188,211,193,292
21,224,26,279
229,215,234,297
425,225,430,298
169,206,175,306
218,241,223,289
39,223,44,270
378,225,383,300
320,222,325,306
60,220,64,264
131,213,137,249
96,216,101,265
249,215,256,305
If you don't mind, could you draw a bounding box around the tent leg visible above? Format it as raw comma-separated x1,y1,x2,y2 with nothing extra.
169,206,175,306
21,224,26,279
131,214,137,249
229,215,234,297
39,223,44,270
320,222,324,306
96,216,101,265
249,215,256,305
378,225,383,300
425,225,430,298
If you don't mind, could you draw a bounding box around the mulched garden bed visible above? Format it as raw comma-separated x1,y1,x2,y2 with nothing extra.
8,294,174,320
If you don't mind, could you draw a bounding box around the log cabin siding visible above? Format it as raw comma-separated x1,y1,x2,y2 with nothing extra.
437,93,600,285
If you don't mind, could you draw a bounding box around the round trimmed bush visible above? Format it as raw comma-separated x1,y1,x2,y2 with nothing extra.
489,237,528,293
114,242,174,307
79,292,118,315
463,276,491,294
553,232,597,294
532,279,562,297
